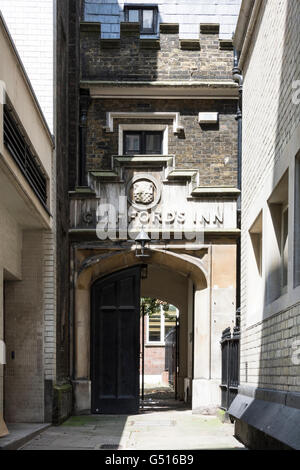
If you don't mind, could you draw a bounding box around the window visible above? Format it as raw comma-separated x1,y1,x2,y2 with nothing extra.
267,171,289,303
148,312,161,342
124,131,163,155
294,153,300,287
124,6,158,34
147,305,177,345
281,205,288,289
249,212,263,277
247,212,263,325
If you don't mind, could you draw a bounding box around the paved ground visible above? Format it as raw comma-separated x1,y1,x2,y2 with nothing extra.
0,423,50,450
20,392,244,451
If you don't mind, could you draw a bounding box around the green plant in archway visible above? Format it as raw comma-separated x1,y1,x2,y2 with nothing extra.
140,297,170,317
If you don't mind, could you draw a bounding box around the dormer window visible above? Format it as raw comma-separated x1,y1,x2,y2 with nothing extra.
124,5,158,34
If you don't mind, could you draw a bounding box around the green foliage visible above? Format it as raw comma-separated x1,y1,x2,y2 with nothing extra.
141,297,170,317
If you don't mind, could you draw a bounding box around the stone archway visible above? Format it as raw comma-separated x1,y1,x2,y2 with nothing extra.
73,247,213,414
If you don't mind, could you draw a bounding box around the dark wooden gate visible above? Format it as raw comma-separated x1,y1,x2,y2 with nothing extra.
220,326,240,411
91,266,141,414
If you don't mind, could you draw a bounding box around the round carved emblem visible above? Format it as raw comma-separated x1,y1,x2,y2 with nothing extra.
127,174,161,210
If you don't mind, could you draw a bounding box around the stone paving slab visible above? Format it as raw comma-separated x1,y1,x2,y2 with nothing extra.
0,423,50,450
21,408,245,451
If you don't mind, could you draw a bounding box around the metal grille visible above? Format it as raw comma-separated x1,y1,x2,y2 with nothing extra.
220,326,240,410
3,106,48,206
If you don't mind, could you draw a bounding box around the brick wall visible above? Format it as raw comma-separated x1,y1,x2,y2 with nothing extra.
140,321,166,377
55,0,81,386
144,346,166,376
85,98,238,187
4,231,45,423
81,27,235,81
240,0,300,392
240,305,300,391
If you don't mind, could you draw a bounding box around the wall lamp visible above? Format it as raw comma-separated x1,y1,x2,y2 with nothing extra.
135,228,151,258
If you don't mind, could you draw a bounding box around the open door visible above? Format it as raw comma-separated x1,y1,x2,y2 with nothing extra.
91,266,141,414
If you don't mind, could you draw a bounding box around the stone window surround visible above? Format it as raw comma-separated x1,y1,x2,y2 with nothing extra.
106,111,183,134
242,124,300,325
118,124,169,155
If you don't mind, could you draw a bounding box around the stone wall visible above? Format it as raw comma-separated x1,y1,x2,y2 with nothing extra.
85,98,238,187
80,25,235,81
55,0,82,419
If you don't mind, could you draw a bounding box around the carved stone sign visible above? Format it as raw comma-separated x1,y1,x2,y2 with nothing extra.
127,174,161,211
133,181,154,205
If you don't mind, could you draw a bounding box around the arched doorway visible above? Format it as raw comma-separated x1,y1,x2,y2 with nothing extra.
140,296,179,409
73,247,214,415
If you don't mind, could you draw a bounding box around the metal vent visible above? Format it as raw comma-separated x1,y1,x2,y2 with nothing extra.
3,106,48,206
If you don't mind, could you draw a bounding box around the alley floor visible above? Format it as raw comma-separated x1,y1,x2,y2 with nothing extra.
20,390,244,451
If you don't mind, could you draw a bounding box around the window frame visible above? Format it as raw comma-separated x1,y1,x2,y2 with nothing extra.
123,130,163,155
146,305,178,346
281,204,289,291
124,5,158,35
118,124,169,156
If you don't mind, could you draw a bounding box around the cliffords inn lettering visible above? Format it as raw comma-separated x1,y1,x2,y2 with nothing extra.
96,175,225,241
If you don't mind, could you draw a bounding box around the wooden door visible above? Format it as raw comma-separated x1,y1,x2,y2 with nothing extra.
91,267,141,414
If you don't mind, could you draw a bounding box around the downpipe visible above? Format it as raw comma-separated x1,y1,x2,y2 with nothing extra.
233,49,243,328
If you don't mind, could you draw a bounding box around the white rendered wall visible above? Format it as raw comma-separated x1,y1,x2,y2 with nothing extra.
84,0,242,40
0,0,54,131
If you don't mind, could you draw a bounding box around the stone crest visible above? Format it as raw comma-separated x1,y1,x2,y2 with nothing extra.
133,181,154,204
127,174,161,210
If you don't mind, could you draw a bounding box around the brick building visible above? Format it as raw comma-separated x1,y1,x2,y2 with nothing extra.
141,301,178,388
0,11,55,432
56,0,242,416
229,0,300,450
0,0,68,428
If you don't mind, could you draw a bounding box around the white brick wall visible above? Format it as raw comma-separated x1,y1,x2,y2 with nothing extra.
0,0,54,131
240,0,300,392
0,0,57,388
84,0,242,39
43,230,56,382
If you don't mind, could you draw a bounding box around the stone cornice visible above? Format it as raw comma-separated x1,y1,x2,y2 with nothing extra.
80,80,239,100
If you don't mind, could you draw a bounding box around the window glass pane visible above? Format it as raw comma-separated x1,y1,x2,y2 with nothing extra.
143,9,154,30
145,133,162,154
149,314,161,342
128,9,139,22
125,134,141,154
164,312,177,340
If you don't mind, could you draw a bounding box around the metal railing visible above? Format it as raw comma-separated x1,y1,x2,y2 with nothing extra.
220,326,240,411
